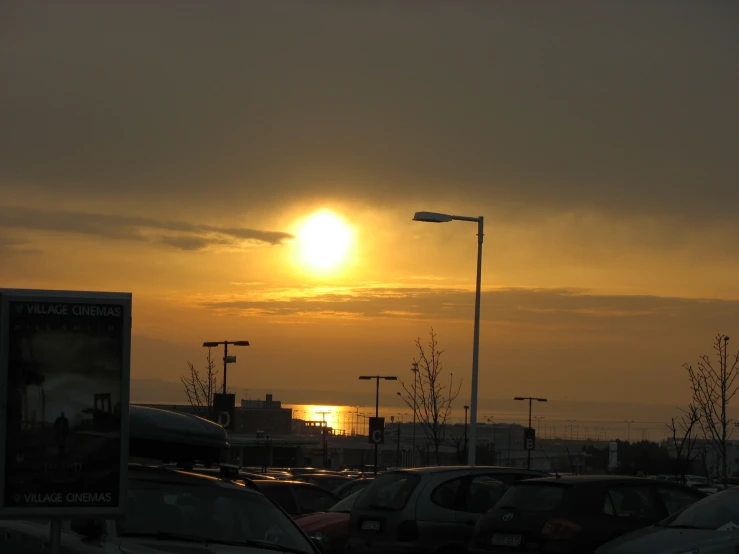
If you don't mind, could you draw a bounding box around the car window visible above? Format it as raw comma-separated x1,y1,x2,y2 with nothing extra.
496,483,567,512
605,486,659,519
258,485,298,515
293,485,338,514
656,486,704,515
431,477,463,509
461,476,506,513
354,472,421,511
667,490,739,530
117,478,312,551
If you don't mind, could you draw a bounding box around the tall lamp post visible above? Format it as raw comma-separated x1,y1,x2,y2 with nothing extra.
359,375,398,476
514,396,548,470
202,340,250,394
413,211,484,465
397,361,420,467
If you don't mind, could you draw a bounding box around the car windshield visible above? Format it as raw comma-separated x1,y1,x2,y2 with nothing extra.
354,472,421,511
117,478,314,552
329,490,362,512
496,483,567,512
666,489,739,530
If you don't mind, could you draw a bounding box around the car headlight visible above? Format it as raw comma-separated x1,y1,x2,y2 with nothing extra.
309,531,327,543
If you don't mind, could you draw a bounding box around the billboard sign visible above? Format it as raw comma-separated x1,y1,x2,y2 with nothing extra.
212,393,235,431
368,417,385,444
0,289,132,518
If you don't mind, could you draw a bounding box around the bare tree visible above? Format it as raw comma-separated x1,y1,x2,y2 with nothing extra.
181,348,221,419
684,334,739,487
398,328,461,465
665,404,701,483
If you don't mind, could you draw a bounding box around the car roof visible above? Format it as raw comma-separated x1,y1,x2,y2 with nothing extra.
128,463,262,493
386,466,548,475
521,475,679,485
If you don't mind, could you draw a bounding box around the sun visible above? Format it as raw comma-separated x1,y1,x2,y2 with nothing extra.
296,210,353,271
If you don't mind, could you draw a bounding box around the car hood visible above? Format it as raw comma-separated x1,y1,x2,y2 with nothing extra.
597,526,739,554
295,512,350,533
120,537,309,554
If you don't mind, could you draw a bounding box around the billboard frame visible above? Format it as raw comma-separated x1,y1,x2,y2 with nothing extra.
0,288,132,519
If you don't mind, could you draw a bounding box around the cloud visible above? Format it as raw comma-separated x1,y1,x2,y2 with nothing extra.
0,236,42,255
0,205,294,251
191,285,739,331
1,1,737,220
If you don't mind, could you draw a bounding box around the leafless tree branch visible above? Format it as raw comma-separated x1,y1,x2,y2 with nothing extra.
398,327,461,465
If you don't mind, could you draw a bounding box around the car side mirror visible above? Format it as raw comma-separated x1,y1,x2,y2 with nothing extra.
70,518,104,539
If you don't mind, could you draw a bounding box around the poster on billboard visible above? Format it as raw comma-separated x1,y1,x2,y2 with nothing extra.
0,289,132,518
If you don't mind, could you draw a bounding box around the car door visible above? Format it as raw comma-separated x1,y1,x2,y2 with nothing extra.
601,484,663,542
454,474,509,544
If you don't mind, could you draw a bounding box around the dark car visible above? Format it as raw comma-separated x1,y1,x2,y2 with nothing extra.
297,490,363,554
335,477,374,498
469,475,707,554
298,473,355,493
253,479,342,517
348,466,549,554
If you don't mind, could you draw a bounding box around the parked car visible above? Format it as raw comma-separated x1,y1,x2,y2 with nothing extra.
0,406,322,554
335,477,374,498
469,475,707,554
298,473,355,493
253,479,342,517
297,490,363,554
186,464,278,482
596,487,739,554
347,466,549,554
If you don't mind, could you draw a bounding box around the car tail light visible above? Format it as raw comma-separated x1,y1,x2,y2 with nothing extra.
541,519,582,540
397,520,419,541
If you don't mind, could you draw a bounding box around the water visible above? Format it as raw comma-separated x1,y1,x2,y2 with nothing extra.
283,404,670,442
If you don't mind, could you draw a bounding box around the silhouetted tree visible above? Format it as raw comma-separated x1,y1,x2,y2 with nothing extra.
398,328,461,465
615,440,673,476
685,334,739,487
666,404,701,483
181,348,221,419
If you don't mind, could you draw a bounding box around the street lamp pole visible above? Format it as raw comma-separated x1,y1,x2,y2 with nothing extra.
359,375,398,476
202,340,250,395
463,405,469,464
413,211,484,465
514,396,548,470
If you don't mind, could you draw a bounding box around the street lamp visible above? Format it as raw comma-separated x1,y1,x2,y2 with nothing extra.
624,420,635,442
514,396,547,469
359,375,398,476
202,340,250,394
413,210,484,465
567,419,577,440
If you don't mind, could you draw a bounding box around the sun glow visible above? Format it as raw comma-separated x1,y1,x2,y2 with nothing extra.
296,210,353,271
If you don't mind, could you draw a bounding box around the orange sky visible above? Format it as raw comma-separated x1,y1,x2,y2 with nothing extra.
1,1,738,411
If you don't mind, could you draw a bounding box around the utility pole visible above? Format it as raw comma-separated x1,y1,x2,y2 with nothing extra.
514,396,547,470
463,405,469,464
317,410,331,469
359,375,398,476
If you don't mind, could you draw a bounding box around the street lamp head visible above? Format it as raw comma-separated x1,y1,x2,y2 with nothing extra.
514,397,525,401
413,211,453,223
232,341,250,346
536,398,548,403
383,376,398,381
464,405,469,410
358,376,372,380
202,342,220,347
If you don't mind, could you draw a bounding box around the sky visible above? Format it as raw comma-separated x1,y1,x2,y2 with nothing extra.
1,1,738,415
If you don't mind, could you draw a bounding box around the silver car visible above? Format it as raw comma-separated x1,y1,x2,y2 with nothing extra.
596,488,739,554
347,466,548,554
